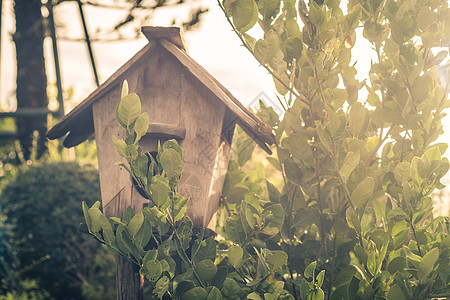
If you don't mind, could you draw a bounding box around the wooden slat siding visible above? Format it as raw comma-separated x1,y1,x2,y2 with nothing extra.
141,26,187,52
46,43,156,140
158,39,275,152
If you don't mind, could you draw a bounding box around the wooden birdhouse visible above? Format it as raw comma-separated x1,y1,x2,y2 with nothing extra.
47,26,275,228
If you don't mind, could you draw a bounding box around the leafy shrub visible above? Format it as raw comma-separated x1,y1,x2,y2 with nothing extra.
0,162,115,299
218,0,450,298
82,0,450,297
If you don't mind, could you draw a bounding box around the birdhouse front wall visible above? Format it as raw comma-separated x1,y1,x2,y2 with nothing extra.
92,44,232,227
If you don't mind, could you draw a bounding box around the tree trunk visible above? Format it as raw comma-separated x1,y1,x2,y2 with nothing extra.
116,256,144,300
13,0,48,160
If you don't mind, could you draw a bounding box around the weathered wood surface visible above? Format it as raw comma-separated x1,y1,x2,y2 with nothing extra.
93,46,228,227
141,26,187,52
46,43,156,143
116,256,144,300
159,39,275,153
47,27,275,153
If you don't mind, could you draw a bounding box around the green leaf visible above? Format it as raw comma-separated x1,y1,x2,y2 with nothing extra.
162,139,183,158
132,154,149,179
127,211,144,238
247,292,263,300
134,113,149,142
143,249,158,266
422,146,441,162
417,247,439,280
394,162,411,183
121,80,129,99
254,31,280,64
223,214,246,245
325,105,341,136
115,225,130,255
194,237,216,264
207,286,223,300
123,206,135,224
175,281,195,299
411,75,433,103
349,102,369,137
294,208,320,229
317,125,333,153
387,256,406,274
236,135,256,167
262,204,285,234
300,279,312,300
346,207,361,235
117,93,141,131
211,266,228,289
231,0,258,32
340,151,360,182
266,179,281,203
195,259,217,283
160,148,183,180
134,219,152,251
387,207,408,222
284,160,304,186
123,144,138,162
285,19,301,37
313,289,324,300
257,0,280,19
221,278,242,299
387,284,406,300
264,294,277,300
150,175,170,207
243,33,256,49
82,201,92,232
121,229,142,262
304,261,316,279
309,2,325,26
316,270,325,287
367,251,376,276
228,245,243,268
266,251,287,271
144,260,162,281
173,195,188,221
181,287,208,300
350,177,374,208
393,229,409,249
112,136,127,157
154,276,169,299
285,37,303,60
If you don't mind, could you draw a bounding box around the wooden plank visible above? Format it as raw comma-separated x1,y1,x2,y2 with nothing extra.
158,39,276,151
47,43,157,141
116,256,144,300
141,26,187,52
62,110,94,147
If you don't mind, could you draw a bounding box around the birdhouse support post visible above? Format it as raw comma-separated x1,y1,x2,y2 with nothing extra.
116,256,144,300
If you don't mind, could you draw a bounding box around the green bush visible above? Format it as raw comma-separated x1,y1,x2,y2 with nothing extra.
0,162,114,299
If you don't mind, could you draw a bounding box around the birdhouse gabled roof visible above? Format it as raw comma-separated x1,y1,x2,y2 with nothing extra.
47,26,276,153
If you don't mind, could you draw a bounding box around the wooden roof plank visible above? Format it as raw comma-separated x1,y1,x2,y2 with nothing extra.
159,39,275,147
47,43,155,139
47,26,275,153
141,26,187,52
